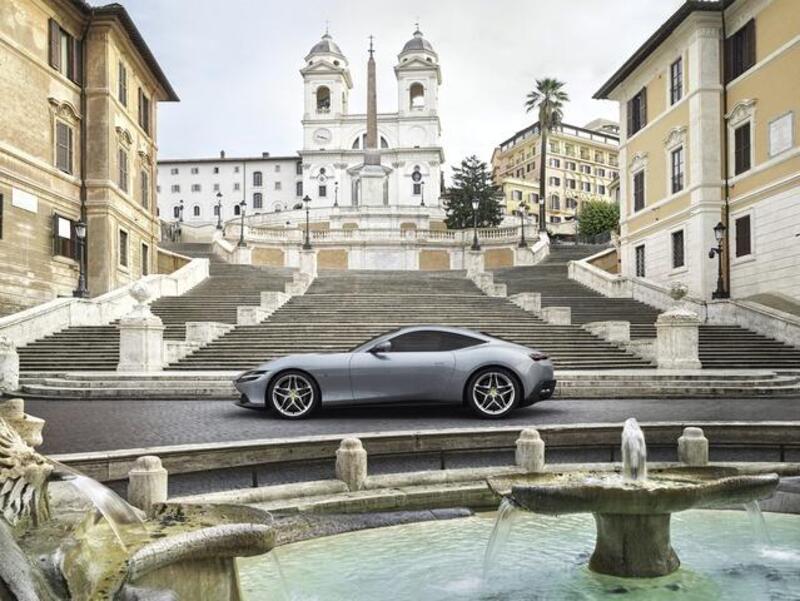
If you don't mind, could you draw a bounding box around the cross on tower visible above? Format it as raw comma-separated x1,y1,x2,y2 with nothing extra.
368,35,374,56
324,20,330,35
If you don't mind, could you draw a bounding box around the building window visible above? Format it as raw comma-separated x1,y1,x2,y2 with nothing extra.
296,162,303,175
234,166,240,173
296,181,303,196
118,62,127,106
550,216,561,223
253,193,263,209
48,19,81,84
118,148,129,192
55,121,74,174
566,198,577,210
253,171,263,187
549,142,560,154
409,82,425,109
596,168,606,177
171,184,180,193
580,147,590,160
233,182,240,191
141,243,149,276
633,170,645,212
725,19,756,83
140,170,149,209
595,151,605,163
190,167,199,175
512,190,523,201
213,166,219,174
319,185,327,198
138,88,150,135
671,230,685,269
413,183,422,195
627,87,648,137
566,161,576,171
598,185,606,195
275,182,282,191
735,214,752,257
549,158,560,168
549,194,560,211
170,168,179,175
172,206,180,219
192,205,200,217
316,86,331,112
119,229,128,267
233,204,241,216
670,57,683,105
734,122,752,175
191,184,201,193
635,244,646,277
52,214,76,259
548,177,561,186
671,146,685,193
579,165,591,174
581,182,591,192
275,164,281,173
213,205,220,217
213,183,220,191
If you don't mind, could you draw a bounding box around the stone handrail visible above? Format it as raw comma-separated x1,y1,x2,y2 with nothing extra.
567,248,633,298
0,258,209,347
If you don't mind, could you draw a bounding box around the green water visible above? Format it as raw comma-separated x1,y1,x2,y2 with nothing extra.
238,510,800,600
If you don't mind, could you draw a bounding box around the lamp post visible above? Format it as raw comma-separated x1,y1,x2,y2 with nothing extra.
237,199,247,247
73,220,88,298
215,192,223,230
178,199,184,223
517,203,528,248
709,221,729,299
470,198,481,251
420,180,426,207
333,181,339,208
302,194,312,250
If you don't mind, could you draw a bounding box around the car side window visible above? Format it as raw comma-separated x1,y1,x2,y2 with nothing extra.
389,331,484,352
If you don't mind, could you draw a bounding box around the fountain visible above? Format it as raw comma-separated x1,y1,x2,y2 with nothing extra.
488,418,779,578
0,402,276,601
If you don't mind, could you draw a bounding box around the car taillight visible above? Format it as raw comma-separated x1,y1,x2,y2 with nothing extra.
529,352,549,362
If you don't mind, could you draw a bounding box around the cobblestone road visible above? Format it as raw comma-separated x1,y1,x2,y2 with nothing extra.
25,397,800,455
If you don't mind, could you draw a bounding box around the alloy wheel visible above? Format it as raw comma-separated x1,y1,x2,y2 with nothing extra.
472,371,516,416
271,374,315,417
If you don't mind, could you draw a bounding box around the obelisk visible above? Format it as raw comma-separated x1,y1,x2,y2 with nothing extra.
358,34,388,205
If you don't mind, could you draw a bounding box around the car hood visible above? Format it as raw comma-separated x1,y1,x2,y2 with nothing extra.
249,353,328,372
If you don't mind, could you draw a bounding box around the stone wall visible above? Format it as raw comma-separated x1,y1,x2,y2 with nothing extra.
252,247,285,267
318,249,348,269
589,248,619,274
484,248,514,269
156,248,191,274
419,250,450,271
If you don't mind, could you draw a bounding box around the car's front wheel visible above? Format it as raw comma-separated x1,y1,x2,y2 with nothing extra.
466,368,520,419
266,371,320,419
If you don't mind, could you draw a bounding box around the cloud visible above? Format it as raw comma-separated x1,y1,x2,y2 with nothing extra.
115,0,685,175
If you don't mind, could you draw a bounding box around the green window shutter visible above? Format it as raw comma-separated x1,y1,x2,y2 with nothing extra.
48,19,60,70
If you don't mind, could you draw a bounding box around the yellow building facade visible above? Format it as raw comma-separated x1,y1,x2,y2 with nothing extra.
491,120,620,235
0,0,177,316
596,0,800,301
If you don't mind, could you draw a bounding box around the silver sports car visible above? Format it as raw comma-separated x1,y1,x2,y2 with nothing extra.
234,325,556,419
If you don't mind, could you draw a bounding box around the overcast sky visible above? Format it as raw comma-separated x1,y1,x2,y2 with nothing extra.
114,0,685,170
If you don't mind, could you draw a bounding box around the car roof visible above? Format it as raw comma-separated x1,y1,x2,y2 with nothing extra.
387,325,493,340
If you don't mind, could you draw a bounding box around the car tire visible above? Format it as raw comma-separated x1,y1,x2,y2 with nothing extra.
266,370,321,419
465,367,521,419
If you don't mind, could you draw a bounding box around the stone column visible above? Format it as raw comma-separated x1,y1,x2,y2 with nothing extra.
655,307,701,370
0,335,19,394
299,249,318,278
127,455,168,512
117,282,165,373
515,428,545,472
677,427,709,466
465,250,484,278
336,438,368,491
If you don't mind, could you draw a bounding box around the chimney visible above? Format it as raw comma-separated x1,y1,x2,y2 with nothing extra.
220,150,226,158
262,152,270,158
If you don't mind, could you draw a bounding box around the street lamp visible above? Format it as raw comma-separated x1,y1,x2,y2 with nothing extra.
215,192,223,230
302,194,312,250
333,181,339,208
178,199,184,223
237,199,247,247
420,180,426,207
73,220,88,298
517,203,528,248
470,198,481,251
709,221,728,299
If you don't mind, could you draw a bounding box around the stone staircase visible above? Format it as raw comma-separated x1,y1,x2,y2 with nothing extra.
169,270,649,371
492,244,800,370
17,244,293,372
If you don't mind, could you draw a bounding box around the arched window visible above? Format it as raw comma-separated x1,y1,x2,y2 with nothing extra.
316,86,330,112
273,203,283,213
409,83,425,109
192,205,200,217
234,204,241,216
352,134,390,149
549,194,560,211
172,206,180,219
253,171,262,187
380,136,389,149
253,193,263,209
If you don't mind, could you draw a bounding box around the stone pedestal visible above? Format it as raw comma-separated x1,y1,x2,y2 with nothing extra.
591,513,679,577
465,250,484,278
299,250,318,279
127,455,168,512
0,398,44,448
0,335,19,394
117,314,165,373
678,427,709,466
335,438,368,491
232,245,252,265
515,428,545,472
655,308,701,370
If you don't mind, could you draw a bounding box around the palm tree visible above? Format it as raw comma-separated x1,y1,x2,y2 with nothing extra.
525,78,569,231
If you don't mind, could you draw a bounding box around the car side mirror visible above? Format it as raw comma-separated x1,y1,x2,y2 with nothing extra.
371,340,392,354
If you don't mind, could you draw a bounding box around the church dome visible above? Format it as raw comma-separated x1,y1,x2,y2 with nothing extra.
308,33,344,58
401,28,435,55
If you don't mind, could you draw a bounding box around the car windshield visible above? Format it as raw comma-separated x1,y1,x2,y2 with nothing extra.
349,328,401,352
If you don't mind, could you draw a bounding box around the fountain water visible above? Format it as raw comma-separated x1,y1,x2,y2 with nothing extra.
487,418,780,578
482,497,520,577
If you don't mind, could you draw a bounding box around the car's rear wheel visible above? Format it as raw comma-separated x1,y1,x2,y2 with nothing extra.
267,371,320,419
466,368,520,419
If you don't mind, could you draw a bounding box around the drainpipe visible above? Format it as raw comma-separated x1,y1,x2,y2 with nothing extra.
720,4,731,298
78,13,93,295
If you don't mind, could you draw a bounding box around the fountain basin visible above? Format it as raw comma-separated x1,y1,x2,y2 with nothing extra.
488,467,779,578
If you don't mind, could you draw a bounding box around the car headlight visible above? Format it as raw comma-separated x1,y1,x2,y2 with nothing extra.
529,352,549,362
236,369,269,383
